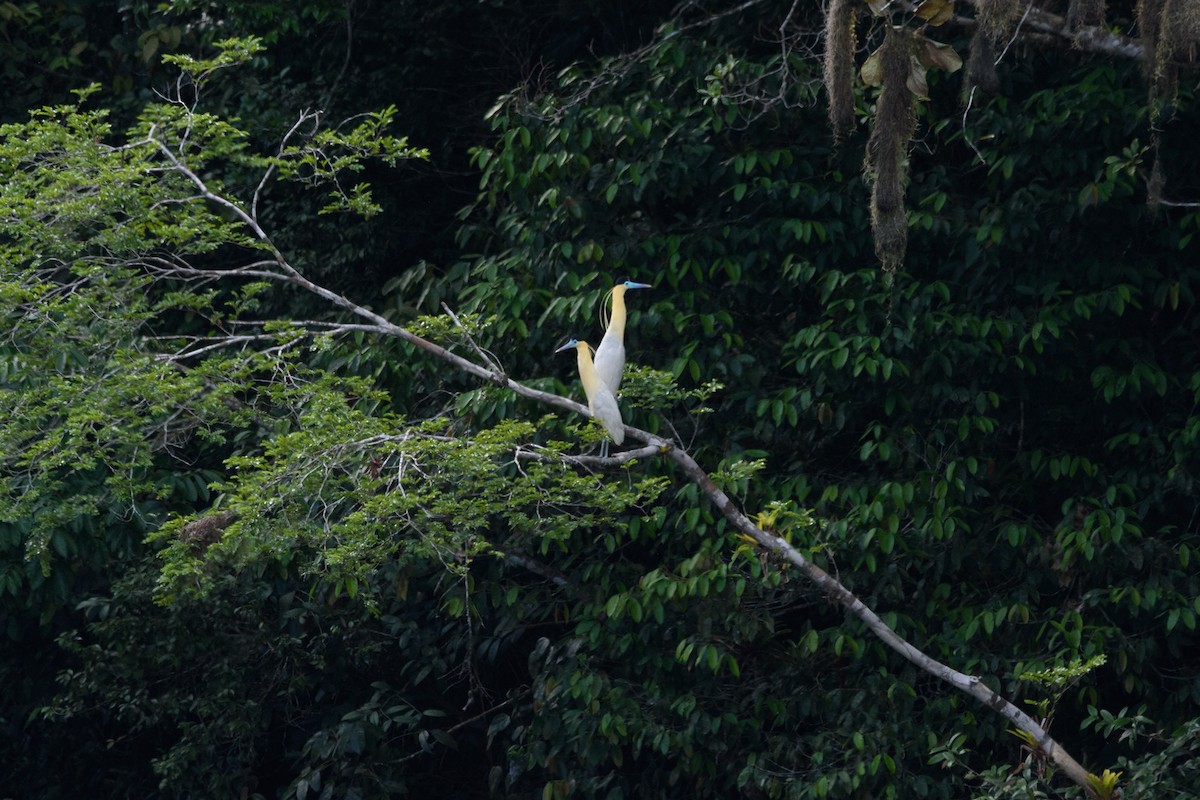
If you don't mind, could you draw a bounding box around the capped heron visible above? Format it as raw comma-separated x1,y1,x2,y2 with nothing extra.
555,338,624,455
593,280,651,395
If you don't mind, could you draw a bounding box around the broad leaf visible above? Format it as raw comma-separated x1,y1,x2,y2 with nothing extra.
916,35,964,72
907,62,930,99
861,47,885,87
914,0,955,25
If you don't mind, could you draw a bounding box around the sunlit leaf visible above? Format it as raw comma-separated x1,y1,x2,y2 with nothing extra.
861,48,885,87
929,3,954,24
915,0,955,25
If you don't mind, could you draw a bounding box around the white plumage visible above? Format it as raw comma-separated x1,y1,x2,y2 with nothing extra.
593,280,651,395
556,339,624,446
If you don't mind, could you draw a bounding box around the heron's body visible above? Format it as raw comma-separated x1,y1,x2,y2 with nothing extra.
556,339,624,446
593,281,651,394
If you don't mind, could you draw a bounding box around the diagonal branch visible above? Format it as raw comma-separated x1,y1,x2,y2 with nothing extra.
200,252,1094,790
153,131,1099,794
661,441,1094,790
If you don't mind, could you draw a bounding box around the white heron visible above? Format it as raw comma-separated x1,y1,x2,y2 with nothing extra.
555,338,624,456
593,280,652,396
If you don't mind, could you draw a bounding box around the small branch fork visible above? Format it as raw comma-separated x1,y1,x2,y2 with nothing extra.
145,125,1097,795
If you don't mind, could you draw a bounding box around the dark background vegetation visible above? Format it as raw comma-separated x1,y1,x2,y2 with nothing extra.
2,1,1198,798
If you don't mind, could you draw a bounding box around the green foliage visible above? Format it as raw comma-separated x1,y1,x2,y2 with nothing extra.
0,1,181,113
1018,654,1107,692
1015,654,1107,724
447,7,1200,799
4,4,1200,800
40,562,308,797
152,396,666,606
1085,768,1121,800
0,38,675,799
272,105,430,217
940,713,1200,800
1105,717,1200,799
160,35,268,81
0,37,428,574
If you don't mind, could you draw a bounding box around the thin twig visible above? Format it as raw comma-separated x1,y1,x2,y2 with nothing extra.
395,690,531,765
1153,198,1200,208
442,302,505,376
319,2,355,111
254,111,320,221
962,86,987,166
994,0,1034,65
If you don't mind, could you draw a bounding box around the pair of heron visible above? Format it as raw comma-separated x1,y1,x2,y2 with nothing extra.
556,280,651,455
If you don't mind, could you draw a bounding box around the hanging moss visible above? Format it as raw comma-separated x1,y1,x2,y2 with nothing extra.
1138,0,1166,83
180,511,239,555
1147,154,1164,214
979,0,1022,41
965,27,1001,95
1138,0,1199,209
865,26,917,272
964,0,1021,95
1068,0,1106,30
824,0,858,141
1159,0,1200,89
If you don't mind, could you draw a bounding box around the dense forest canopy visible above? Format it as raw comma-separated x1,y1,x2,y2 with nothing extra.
2,1,1199,799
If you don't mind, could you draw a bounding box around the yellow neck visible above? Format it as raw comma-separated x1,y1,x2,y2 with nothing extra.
576,345,604,408
607,286,628,341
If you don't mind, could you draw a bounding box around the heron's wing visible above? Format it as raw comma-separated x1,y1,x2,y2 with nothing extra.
593,332,625,394
589,383,625,445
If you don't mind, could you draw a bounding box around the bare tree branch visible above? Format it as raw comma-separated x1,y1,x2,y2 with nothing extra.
442,302,506,377
954,0,1144,61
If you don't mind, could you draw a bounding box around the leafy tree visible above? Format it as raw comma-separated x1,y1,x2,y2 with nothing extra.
3,3,1200,800
449,1,1200,797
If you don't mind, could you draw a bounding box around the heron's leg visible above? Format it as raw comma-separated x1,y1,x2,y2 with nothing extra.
599,440,609,459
